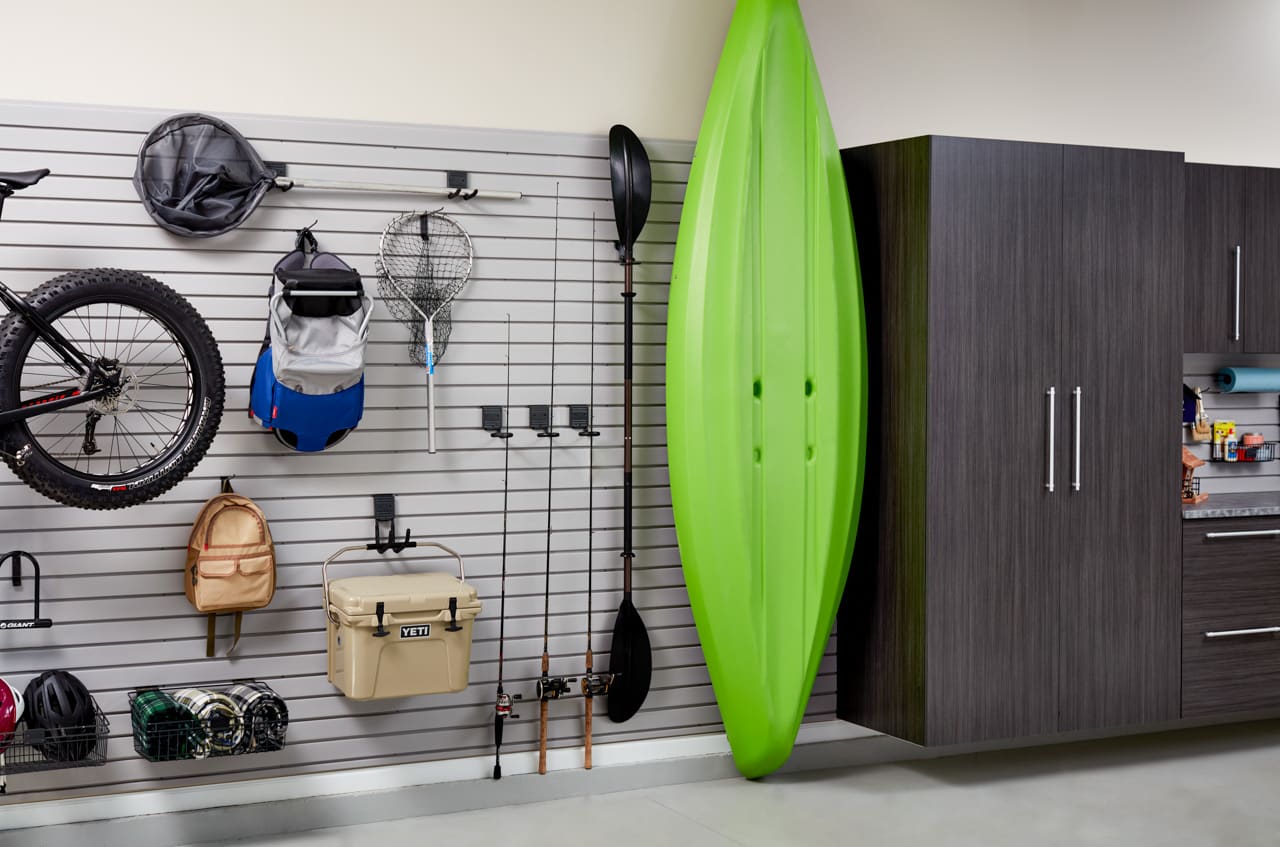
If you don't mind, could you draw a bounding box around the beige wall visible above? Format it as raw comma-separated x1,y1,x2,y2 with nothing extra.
805,0,1280,166
2,0,734,140
5,1,1280,164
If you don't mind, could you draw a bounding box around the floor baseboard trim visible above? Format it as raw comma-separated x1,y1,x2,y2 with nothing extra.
1,720,876,841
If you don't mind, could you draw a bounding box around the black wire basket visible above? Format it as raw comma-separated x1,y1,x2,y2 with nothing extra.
0,701,109,787
129,681,288,763
1209,440,1278,462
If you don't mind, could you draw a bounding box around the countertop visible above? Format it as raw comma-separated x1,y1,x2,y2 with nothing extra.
1182,491,1280,520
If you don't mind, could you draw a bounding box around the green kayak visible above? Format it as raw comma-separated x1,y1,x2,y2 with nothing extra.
667,0,866,778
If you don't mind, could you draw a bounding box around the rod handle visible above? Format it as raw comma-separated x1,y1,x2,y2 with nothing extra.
539,699,549,775
584,649,593,770
538,652,550,775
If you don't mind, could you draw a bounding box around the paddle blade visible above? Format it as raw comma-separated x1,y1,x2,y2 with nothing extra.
608,125,652,254
606,597,652,722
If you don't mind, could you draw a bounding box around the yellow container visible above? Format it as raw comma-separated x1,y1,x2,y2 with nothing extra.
322,543,481,700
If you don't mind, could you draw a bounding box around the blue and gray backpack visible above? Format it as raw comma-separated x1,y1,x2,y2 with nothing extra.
249,229,372,452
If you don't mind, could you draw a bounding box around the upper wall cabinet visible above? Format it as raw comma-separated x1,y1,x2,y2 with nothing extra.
1184,163,1280,353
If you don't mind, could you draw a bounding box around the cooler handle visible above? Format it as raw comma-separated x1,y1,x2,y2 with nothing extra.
322,541,468,625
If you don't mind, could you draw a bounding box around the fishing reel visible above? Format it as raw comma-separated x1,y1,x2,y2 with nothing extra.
536,675,575,701
495,691,521,719
580,672,613,698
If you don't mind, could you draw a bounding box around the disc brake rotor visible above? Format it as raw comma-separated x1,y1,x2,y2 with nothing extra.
88,365,138,416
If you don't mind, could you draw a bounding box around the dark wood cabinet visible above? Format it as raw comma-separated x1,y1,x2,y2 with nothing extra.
1182,517,1280,718
838,136,1183,747
1056,146,1182,731
1184,164,1245,353
1183,163,1280,353
1243,168,1280,352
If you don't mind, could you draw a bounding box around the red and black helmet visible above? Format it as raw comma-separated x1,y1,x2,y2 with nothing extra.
0,676,24,754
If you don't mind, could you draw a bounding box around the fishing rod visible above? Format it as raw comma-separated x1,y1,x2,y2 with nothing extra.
492,316,519,781
579,216,610,769
537,185,572,775
606,125,653,723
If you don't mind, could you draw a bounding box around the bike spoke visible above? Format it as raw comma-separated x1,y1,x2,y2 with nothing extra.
18,300,195,479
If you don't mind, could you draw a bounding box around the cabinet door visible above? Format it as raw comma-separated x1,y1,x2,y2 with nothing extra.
1056,146,1182,732
1243,167,1280,352
1184,164,1245,353
923,137,1061,745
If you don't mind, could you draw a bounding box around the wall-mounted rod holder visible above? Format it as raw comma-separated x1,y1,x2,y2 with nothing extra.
529,405,552,434
482,405,505,435
370,493,416,554
571,405,599,437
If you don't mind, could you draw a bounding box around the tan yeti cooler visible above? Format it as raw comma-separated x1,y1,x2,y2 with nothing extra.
322,542,481,700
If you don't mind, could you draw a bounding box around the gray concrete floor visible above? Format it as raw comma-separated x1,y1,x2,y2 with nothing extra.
197,721,1280,847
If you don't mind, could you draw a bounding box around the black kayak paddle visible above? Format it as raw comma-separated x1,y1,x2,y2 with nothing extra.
606,125,653,724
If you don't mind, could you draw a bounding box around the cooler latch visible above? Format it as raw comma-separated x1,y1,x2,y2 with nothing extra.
446,597,462,632
373,601,390,638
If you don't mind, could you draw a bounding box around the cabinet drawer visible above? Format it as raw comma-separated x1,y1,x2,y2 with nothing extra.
1183,629,1280,718
1182,516,1280,717
1182,516,1280,629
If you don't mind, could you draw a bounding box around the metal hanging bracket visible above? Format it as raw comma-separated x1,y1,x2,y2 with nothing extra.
571,405,599,437
529,405,553,433
0,550,53,630
482,405,504,434
370,494,416,554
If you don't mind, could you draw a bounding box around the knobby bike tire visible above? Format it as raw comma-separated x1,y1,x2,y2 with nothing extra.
0,269,224,509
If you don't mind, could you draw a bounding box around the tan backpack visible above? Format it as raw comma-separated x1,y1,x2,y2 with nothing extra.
185,479,275,657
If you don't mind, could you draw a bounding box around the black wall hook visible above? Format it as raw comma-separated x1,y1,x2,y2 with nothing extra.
369,493,417,554
0,550,53,630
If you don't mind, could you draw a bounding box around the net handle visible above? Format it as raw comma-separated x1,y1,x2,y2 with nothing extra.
276,176,522,201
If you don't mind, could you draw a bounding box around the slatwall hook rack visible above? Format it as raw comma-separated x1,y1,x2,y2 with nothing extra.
272,167,520,202
370,494,416,554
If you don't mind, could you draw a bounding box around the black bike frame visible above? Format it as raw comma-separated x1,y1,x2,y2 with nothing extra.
0,280,111,427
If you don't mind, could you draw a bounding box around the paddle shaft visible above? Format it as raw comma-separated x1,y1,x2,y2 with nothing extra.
622,256,636,594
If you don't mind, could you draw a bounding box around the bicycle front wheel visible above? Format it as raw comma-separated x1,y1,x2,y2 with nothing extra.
0,269,225,509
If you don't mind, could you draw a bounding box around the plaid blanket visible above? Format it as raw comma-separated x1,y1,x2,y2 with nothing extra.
226,681,289,752
172,688,245,755
131,689,203,761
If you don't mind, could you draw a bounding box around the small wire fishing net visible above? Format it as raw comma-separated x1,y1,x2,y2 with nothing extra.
375,211,474,365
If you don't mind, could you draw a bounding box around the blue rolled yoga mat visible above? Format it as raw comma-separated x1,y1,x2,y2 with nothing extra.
1218,367,1280,392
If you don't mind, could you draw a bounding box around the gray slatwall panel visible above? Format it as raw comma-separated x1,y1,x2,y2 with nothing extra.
0,102,839,804
1183,353,1280,494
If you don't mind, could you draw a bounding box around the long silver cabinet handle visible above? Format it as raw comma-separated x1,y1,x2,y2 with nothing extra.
1204,529,1280,539
1204,626,1280,639
1045,387,1055,493
1072,386,1081,492
1234,244,1242,342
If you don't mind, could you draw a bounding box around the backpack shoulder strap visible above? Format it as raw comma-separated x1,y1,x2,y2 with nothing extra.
230,611,243,655
206,612,245,658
